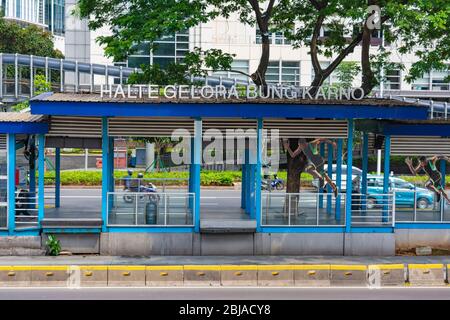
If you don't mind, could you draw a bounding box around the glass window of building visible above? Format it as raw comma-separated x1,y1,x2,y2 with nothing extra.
266,61,300,85
431,69,450,91
384,68,401,90
256,28,290,45
412,73,430,90
45,0,65,36
213,60,250,82
127,30,190,69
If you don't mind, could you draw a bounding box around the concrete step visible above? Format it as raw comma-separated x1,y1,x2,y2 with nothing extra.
200,219,257,233
41,218,102,228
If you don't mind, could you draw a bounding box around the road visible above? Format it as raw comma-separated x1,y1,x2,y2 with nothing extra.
0,287,450,300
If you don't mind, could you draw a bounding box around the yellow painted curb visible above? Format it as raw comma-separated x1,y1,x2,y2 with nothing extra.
292,265,330,270
257,265,296,271
330,265,367,271
0,266,32,271
30,266,69,271
146,266,183,271
408,264,444,269
220,265,258,271
79,266,108,271
184,265,221,271
369,264,404,270
108,266,146,271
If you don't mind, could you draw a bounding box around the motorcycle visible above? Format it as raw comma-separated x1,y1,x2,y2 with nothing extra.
123,180,160,203
261,174,284,191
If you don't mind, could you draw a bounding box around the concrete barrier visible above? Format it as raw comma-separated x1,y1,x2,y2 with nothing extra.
31,266,70,287
408,264,445,286
330,265,368,287
368,264,405,287
107,266,146,287
0,266,32,287
257,265,294,286
220,265,258,286
77,266,108,287
293,265,330,287
184,265,221,286
146,266,183,286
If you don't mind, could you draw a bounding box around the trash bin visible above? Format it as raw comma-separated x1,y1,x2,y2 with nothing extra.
145,201,158,224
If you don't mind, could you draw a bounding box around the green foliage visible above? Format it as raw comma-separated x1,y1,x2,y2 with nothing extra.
335,62,361,89
45,235,61,256
11,74,52,111
127,47,235,85
0,16,63,58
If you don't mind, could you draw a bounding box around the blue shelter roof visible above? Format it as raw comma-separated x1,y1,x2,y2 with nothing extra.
30,92,429,120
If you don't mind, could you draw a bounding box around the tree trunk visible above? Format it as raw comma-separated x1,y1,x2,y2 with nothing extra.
285,138,308,217
358,22,376,99
251,30,270,92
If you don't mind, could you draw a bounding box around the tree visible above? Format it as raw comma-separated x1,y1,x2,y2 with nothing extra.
0,15,63,58
77,0,289,89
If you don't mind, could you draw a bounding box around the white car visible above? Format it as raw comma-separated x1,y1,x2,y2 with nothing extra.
311,165,362,191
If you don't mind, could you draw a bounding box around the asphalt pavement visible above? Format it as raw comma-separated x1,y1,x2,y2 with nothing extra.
0,287,449,300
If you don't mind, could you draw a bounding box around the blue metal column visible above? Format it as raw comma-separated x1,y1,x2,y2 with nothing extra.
326,143,333,214
255,119,263,230
245,148,251,215
241,162,246,210
361,133,369,213
7,134,16,234
55,147,60,208
101,117,109,231
29,139,36,199
345,120,354,232
193,118,202,232
319,143,325,208
188,137,194,210
441,159,446,217
37,134,45,227
383,135,391,223
335,139,343,221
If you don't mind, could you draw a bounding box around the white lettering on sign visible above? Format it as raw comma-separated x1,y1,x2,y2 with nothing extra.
99,84,365,100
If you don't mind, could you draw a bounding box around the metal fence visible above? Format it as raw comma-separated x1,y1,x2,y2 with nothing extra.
350,193,395,227
106,191,194,227
15,190,38,229
261,192,346,227
394,190,450,223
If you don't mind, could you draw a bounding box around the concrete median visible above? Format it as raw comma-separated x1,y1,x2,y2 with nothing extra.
184,265,221,286
76,266,108,287
146,266,183,286
107,266,146,287
257,265,294,286
330,265,368,287
31,266,70,287
294,265,330,287
368,264,405,287
220,265,258,286
0,266,32,287
408,264,445,286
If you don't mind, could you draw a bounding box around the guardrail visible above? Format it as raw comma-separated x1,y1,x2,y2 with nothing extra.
106,191,194,227
15,190,38,229
395,190,448,223
351,193,395,227
261,192,346,227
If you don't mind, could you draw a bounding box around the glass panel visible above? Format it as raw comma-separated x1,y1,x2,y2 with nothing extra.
153,42,176,56
127,56,149,68
153,57,173,68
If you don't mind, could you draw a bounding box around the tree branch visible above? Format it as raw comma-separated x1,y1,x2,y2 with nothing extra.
310,14,325,82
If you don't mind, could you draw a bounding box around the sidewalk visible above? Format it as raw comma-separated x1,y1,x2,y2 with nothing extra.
1,255,450,265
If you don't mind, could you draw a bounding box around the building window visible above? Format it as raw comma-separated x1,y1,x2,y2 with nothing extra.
256,28,290,45
127,30,190,69
45,0,65,36
431,69,450,91
384,68,401,90
266,61,300,86
212,60,250,82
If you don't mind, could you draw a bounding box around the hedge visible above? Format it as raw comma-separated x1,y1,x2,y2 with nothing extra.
42,170,450,187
